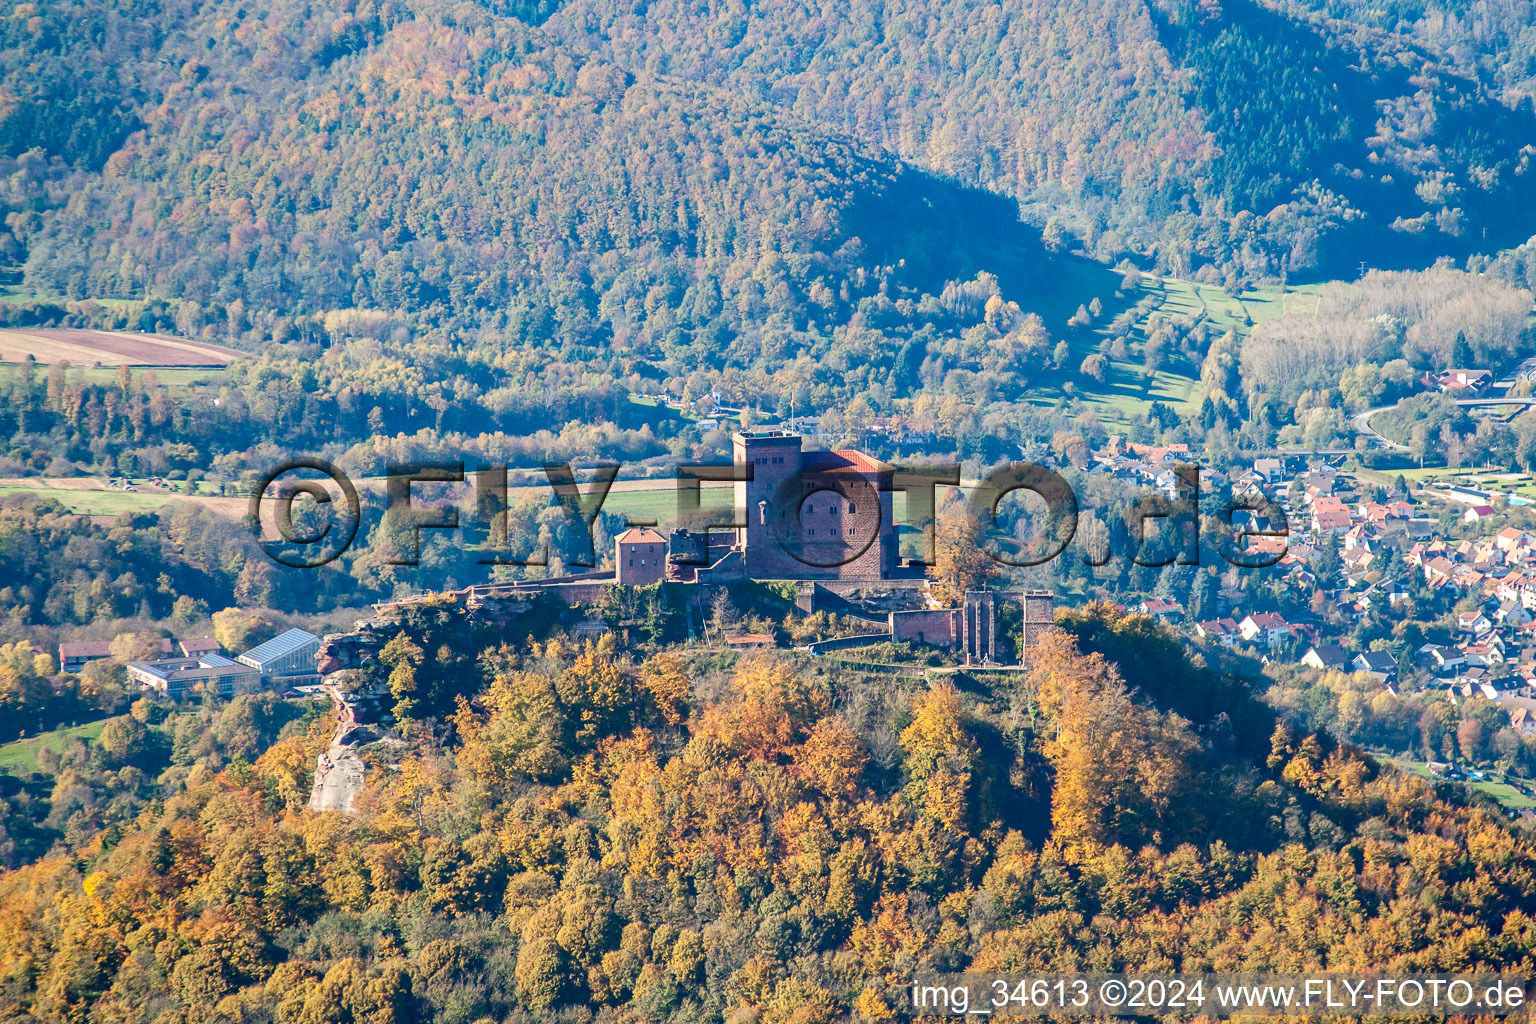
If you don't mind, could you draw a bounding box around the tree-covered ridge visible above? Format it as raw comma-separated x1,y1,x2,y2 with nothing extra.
4,609,1536,1024
1280,0,1536,103
1154,0,1536,277
0,498,259,628
9,0,1536,378
561,0,1209,226
14,0,1125,423
30,12,888,336
1239,267,1532,400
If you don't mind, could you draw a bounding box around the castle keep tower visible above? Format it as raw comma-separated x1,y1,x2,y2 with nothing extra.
731,430,898,580
734,431,804,578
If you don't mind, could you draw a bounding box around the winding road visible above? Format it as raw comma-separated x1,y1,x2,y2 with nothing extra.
1350,406,1409,452
1349,396,1536,454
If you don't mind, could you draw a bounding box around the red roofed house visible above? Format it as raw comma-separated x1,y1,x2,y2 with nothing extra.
1424,369,1493,395
1196,618,1241,647
1138,597,1183,622
1239,612,1291,648
1312,496,1353,532
1497,528,1533,552
616,527,668,585
58,637,174,673
179,636,221,658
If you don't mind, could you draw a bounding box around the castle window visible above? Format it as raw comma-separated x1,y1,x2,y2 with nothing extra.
848,504,855,513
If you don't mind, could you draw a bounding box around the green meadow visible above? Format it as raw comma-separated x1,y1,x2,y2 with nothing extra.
0,720,107,773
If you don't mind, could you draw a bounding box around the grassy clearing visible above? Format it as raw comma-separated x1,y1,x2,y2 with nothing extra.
0,720,107,773
602,487,716,525
1387,755,1536,810
0,286,63,305
1018,275,1197,425
1473,779,1536,808
0,362,225,388
0,483,181,515
0,286,139,310
1364,467,1536,500
612,484,912,529
1011,272,1318,428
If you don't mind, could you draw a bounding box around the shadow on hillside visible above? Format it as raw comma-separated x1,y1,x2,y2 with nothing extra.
846,168,1126,329
1154,0,1536,279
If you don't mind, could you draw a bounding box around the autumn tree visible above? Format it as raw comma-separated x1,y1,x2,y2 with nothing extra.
1027,631,1200,856
931,510,998,606
637,651,690,725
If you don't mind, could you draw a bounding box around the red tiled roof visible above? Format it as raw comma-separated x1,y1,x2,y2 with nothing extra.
59,637,174,658
57,641,113,658
802,449,894,474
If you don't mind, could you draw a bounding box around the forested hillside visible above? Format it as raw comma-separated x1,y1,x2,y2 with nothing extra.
5,608,1536,1024
7,0,1536,377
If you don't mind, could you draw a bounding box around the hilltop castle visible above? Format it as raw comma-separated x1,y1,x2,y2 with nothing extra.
363,429,1052,665
731,430,900,581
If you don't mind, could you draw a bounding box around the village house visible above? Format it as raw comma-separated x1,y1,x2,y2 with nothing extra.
179,636,221,658
1340,547,1380,581
1423,368,1493,396
1195,618,1241,647
1508,705,1536,737
1461,634,1507,667
1351,650,1398,682
1342,522,1380,552
1302,644,1350,672
1495,599,1533,627
1458,610,1495,636
1138,597,1183,622
1308,497,1357,537
1313,504,1354,533
1418,643,1465,674
1251,457,1284,482
1125,441,1190,464
1301,468,1340,495
1239,612,1291,648
1497,528,1534,553
58,638,174,673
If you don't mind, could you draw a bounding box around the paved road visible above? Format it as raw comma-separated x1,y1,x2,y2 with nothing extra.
1343,396,1535,454
1455,396,1536,407
1350,406,1410,452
